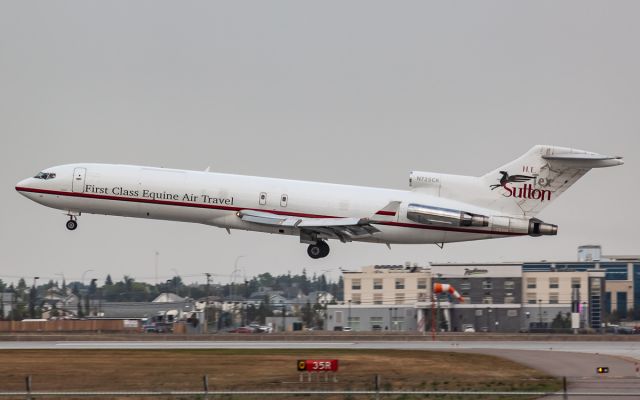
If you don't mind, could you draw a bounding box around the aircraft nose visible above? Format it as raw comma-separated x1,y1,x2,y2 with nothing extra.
15,177,34,192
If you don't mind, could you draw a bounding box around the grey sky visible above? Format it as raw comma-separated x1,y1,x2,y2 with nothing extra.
1,1,638,286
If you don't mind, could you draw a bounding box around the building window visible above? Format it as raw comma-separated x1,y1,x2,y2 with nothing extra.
571,277,581,289
526,278,537,289
352,293,361,304
373,294,383,305
549,277,559,289
504,280,515,290
395,278,405,290
351,279,361,290
482,280,493,290
475,309,483,316
549,293,559,304
507,310,518,317
482,295,493,304
417,292,428,302
417,278,427,289
504,296,515,304
373,279,383,290
347,316,360,330
335,311,343,324
460,280,471,290
370,316,383,329
395,293,405,304
526,292,536,304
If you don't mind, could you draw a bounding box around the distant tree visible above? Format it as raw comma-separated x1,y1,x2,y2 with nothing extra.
551,312,570,329
28,286,38,319
301,301,314,327
77,299,84,318
105,274,113,286
17,278,27,291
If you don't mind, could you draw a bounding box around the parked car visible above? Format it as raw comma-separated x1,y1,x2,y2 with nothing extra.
462,324,476,333
342,326,353,332
230,326,257,333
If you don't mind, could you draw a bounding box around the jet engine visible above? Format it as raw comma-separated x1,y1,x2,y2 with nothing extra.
406,203,489,227
528,218,558,236
489,216,558,236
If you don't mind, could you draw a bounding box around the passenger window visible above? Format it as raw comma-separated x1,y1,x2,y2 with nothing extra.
259,192,267,205
280,194,288,207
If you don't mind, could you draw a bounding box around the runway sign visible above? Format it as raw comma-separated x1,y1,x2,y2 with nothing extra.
597,367,609,374
297,359,339,372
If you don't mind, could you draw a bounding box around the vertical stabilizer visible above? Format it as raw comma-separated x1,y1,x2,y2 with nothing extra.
479,145,623,216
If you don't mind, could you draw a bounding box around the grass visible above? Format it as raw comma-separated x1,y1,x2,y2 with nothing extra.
0,349,561,399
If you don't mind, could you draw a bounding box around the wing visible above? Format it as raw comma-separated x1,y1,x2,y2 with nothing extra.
237,209,380,242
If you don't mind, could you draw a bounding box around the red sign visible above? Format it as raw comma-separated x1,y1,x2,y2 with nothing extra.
297,359,339,372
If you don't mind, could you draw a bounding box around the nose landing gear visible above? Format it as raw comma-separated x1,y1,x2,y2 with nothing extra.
66,215,78,231
307,240,330,259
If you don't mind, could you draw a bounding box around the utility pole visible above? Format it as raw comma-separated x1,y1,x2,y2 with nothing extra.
154,251,159,285
205,273,212,298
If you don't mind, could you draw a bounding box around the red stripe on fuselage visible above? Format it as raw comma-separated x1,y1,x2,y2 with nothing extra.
14,186,525,236
375,210,396,216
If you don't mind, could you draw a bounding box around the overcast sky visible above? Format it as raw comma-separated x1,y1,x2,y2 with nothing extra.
1,1,638,286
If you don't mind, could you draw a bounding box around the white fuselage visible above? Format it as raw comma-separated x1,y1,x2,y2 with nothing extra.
15,163,524,246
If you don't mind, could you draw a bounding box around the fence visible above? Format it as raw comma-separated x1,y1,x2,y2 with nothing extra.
5,375,639,398
0,319,141,333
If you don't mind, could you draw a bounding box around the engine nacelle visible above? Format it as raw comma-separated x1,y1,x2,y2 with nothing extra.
406,203,489,227
528,218,558,236
489,216,557,236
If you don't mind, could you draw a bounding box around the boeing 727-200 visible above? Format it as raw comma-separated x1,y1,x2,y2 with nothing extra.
15,145,623,258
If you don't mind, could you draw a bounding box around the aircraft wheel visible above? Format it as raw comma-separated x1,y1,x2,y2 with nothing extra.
66,219,78,231
318,240,330,257
307,243,323,259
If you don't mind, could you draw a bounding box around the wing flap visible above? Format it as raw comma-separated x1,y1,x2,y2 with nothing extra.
237,209,380,242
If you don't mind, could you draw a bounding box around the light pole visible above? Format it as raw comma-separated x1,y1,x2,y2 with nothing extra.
538,299,543,328
487,307,493,332
347,300,352,328
81,269,95,286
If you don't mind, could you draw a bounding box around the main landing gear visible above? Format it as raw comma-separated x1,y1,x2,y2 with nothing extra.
66,215,78,231
307,240,330,259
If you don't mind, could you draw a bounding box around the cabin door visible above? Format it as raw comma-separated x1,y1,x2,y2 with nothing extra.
72,167,86,193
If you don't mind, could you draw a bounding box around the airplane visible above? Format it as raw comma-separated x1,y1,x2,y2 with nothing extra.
15,145,622,259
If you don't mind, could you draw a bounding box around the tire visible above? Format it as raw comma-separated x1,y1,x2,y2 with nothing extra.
318,240,330,257
307,244,323,259
66,219,78,231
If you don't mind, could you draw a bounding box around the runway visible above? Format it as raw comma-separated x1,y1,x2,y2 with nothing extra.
2,340,640,360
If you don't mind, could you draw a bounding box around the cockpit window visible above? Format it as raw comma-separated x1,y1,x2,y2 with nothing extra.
34,172,56,180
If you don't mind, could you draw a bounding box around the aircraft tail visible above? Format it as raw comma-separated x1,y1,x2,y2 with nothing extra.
479,145,623,216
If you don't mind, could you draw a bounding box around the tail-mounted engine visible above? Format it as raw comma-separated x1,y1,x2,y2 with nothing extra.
406,203,489,227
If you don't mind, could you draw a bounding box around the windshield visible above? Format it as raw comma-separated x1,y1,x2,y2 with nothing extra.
34,172,56,180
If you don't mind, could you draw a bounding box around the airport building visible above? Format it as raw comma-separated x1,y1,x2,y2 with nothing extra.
328,246,637,332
